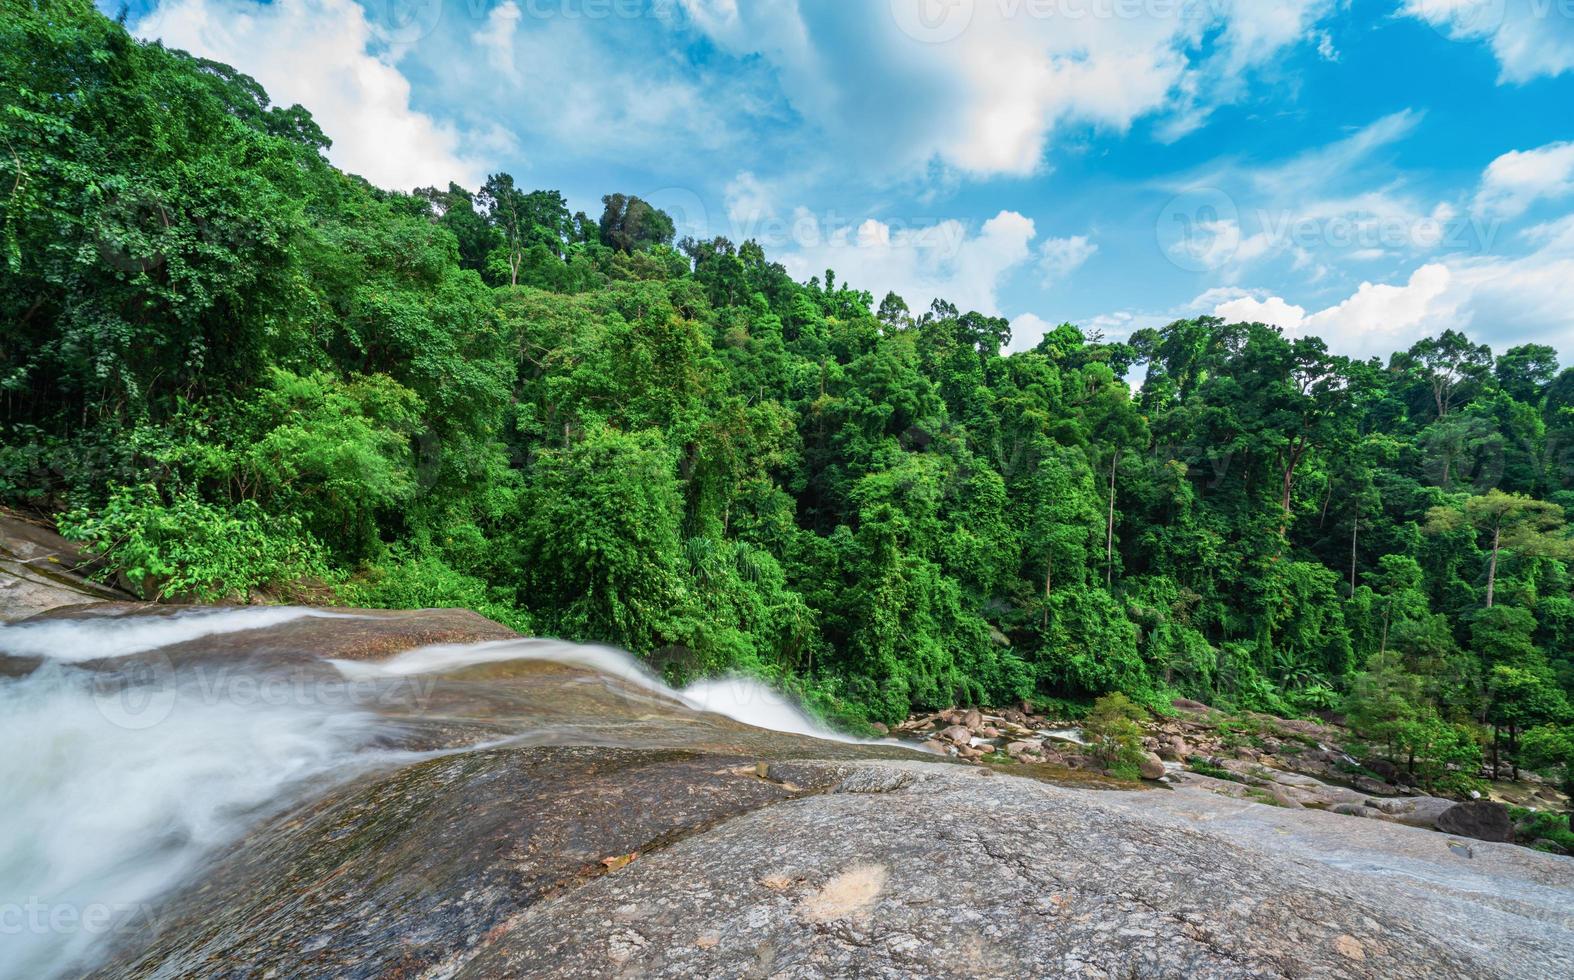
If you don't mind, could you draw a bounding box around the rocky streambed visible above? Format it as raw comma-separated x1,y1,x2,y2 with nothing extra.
894,701,1571,850
0,597,1571,978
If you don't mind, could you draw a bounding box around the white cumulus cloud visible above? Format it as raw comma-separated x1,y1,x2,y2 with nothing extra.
678,0,1340,179
1403,0,1574,82
1038,235,1099,284
134,0,490,189
780,210,1037,317
1475,141,1574,217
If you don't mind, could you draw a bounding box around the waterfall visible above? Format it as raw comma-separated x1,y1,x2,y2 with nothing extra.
0,608,871,979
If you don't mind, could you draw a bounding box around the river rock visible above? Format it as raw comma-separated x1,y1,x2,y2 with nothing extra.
1138,751,1167,780
1353,775,1396,796
0,513,132,621
1436,800,1515,843
939,725,972,745
1362,796,1458,829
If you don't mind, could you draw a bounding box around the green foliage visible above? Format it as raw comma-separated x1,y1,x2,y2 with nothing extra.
339,552,532,635
3,3,1573,739
514,425,688,653
1508,806,1574,852
1186,757,1243,782
58,484,330,602
1083,692,1149,777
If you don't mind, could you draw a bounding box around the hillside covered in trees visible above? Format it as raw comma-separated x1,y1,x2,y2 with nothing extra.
3,3,1572,784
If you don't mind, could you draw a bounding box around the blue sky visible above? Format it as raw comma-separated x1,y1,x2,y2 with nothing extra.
113,0,1574,360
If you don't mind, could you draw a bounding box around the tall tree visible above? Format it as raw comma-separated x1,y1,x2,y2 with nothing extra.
1427,490,1571,607
598,193,676,253
1402,329,1493,420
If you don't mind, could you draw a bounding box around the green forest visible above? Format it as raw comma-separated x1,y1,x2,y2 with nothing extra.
4,2,1573,785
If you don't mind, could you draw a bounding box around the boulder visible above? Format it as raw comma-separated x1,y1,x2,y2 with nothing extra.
1139,752,1167,781
1361,796,1457,830
962,708,983,730
939,725,973,746
1352,776,1396,796
1436,801,1514,843
1268,786,1304,809
1160,735,1190,761
1364,758,1401,782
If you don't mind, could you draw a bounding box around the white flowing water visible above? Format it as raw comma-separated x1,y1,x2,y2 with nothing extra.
0,606,357,661
333,637,866,744
0,610,871,979
0,609,387,980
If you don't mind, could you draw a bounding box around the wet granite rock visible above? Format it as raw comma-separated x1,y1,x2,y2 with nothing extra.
1437,800,1515,843
456,763,1572,980
0,512,130,621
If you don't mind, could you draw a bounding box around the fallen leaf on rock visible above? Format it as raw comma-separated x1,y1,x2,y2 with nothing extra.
601,853,638,872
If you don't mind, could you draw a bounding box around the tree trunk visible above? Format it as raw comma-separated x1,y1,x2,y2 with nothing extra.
1491,726,1499,781
1349,512,1359,593
1486,524,1501,609
1042,559,1052,627
1510,723,1519,781
1106,448,1119,588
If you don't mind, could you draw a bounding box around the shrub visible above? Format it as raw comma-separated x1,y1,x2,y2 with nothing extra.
59,484,331,602
1083,692,1149,778
339,552,533,634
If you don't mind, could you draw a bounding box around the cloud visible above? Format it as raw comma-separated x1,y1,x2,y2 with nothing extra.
1208,214,1574,360
1474,141,1574,217
1007,312,1057,352
474,1,524,84
779,210,1037,317
1404,0,1574,83
1160,111,1456,278
1207,265,1456,354
1037,235,1099,284
724,171,775,226
1213,293,1310,328
678,1,1341,179
134,0,491,190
